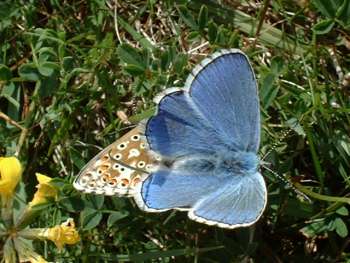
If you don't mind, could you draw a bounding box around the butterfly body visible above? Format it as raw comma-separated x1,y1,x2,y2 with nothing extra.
161,150,258,176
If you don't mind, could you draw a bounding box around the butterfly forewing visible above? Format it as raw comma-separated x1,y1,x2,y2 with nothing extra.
74,127,153,196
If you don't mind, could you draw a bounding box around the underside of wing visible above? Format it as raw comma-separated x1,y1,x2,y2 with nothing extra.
73,127,154,196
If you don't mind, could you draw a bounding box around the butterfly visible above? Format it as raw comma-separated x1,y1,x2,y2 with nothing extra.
74,49,267,229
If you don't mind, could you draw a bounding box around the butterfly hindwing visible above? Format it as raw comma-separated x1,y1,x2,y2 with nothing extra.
74,127,153,196
188,172,267,228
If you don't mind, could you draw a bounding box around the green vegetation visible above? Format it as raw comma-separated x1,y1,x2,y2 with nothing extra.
1,0,350,262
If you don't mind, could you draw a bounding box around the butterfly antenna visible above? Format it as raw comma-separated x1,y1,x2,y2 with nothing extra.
262,113,308,162
262,164,311,203
261,128,292,162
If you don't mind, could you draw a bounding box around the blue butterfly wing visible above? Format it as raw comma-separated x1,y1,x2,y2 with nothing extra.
145,50,260,157
135,169,229,211
189,172,266,228
146,90,226,157
189,50,260,152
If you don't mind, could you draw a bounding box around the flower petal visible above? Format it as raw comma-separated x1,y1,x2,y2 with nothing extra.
0,156,22,197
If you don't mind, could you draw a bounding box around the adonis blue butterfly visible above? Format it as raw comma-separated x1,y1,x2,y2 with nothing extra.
74,49,267,229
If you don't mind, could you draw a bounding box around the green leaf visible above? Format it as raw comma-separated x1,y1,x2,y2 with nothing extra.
160,50,171,71
260,73,279,109
312,0,341,18
70,147,87,170
86,195,104,210
124,64,146,76
0,82,19,109
0,64,12,81
117,16,154,50
336,206,349,216
173,53,188,74
81,208,103,230
117,44,146,69
208,21,217,43
62,56,74,71
300,219,330,238
270,56,284,75
59,196,85,212
178,6,199,30
313,19,335,34
38,72,59,98
334,217,348,237
18,63,40,81
198,5,208,31
337,0,350,26
107,211,129,228
38,62,59,77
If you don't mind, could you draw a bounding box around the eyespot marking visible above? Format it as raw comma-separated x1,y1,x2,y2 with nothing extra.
88,180,96,188
137,161,146,168
101,155,109,161
108,179,117,186
132,176,141,186
131,135,140,141
114,153,122,160
119,179,130,188
117,141,129,150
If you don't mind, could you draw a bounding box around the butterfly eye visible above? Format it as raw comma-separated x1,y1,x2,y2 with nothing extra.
119,167,125,172
117,142,127,150
113,164,119,170
137,161,146,168
114,153,122,160
131,135,140,141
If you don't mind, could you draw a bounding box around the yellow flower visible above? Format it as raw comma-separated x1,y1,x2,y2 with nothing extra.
38,218,80,250
0,156,22,197
28,173,57,208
